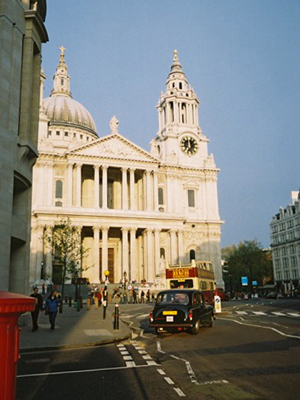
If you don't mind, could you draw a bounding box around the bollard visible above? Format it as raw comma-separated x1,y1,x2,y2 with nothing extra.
102,299,107,319
87,298,91,310
68,297,72,307
65,296,68,303
79,296,83,309
94,297,99,309
114,304,120,330
77,298,80,312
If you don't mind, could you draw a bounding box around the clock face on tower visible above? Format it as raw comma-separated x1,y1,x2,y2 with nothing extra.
180,136,198,155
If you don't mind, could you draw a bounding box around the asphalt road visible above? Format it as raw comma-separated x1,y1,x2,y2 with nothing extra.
16,299,300,400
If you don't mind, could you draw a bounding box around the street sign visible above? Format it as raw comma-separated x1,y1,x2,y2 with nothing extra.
241,276,248,286
214,295,221,313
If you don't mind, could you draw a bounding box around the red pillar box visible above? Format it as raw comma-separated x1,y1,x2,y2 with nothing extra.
0,291,36,400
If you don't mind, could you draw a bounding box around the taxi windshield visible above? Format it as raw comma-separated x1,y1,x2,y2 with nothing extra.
156,292,189,305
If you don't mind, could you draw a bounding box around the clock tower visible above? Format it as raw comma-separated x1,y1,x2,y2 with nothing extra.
151,50,211,167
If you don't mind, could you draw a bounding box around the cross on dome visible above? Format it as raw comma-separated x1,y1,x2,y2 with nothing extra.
59,45,66,56
173,49,178,62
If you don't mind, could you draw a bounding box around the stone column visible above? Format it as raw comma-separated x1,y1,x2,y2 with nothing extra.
169,230,177,265
129,168,136,210
66,162,73,206
94,165,100,208
174,100,178,123
154,228,161,277
46,162,54,206
130,228,137,282
177,230,184,264
102,166,108,209
146,229,154,282
153,171,158,211
122,167,128,210
121,227,129,277
93,226,100,283
146,170,152,211
76,163,82,207
45,226,53,279
101,226,109,282
36,225,45,281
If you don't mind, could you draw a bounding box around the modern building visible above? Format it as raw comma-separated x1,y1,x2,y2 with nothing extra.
30,48,224,289
0,0,48,294
270,191,300,295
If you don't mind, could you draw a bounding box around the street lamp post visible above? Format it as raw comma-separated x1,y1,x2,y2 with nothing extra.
123,271,127,290
40,261,44,280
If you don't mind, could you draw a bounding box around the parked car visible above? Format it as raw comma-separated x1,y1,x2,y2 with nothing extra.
266,292,283,299
215,288,230,301
149,289,214,335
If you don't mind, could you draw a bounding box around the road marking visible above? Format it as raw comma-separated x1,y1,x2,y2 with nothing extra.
123,356,133,361
125,361,136,368
252,311,267,315
271,312,286,316
146,360,159,366
136,313,150,319
197,380,229,386
165,377,174,385
17,362,159,378
236,311,247,315
157,369,166,375
142,355,152,360
287,313,300,317
219,317,300,339
83,329,113,336
120,351,129,355
25,358,50,364
174,388,186,397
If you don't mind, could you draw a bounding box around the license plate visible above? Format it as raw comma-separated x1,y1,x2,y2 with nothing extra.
163,311,177,315
166,316,174,322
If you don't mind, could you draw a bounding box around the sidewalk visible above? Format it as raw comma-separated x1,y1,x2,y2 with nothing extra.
19,302,131,352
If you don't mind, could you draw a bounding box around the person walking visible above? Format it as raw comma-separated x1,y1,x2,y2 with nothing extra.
45,290,60,331
30,287,43,332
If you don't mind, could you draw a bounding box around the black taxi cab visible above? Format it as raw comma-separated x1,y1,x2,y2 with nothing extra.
149,289,214,335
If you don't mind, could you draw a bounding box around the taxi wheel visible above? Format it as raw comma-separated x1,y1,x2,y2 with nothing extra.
208,313,214,327
191,319,200,335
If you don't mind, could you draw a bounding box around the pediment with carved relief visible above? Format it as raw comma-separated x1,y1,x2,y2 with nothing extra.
67,133,158,163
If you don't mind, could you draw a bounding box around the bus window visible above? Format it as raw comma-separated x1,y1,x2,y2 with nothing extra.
200,281,207,290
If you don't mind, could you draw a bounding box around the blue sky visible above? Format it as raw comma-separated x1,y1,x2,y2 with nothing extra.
42,0,300,248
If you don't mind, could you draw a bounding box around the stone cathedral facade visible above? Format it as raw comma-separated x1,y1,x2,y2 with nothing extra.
30,48,224,288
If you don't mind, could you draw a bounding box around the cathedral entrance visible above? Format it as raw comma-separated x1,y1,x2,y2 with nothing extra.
100,248,115,283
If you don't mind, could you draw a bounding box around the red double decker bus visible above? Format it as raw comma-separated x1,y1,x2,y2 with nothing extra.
166,260,215,305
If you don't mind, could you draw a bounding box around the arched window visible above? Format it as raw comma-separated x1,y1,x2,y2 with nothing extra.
55,180,63,199
160,248,165,258
190,249,196,261
158,187,164,205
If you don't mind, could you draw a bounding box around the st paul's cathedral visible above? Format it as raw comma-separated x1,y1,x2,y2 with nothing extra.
30,48,224,288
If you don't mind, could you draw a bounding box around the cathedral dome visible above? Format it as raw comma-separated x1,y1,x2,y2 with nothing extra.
43,94,97,135
42,46,97,137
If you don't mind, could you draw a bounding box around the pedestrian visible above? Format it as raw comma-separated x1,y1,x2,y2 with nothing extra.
132,288,137,303
45,290,60,331
42,283,45,294
30,287,43,332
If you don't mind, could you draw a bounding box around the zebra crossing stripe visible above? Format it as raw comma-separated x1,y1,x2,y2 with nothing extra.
271,312,286,316
287,313,300,317
252,311,267,315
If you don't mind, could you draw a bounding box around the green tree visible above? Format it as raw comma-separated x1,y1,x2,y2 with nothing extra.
222,240,273,293
48,218,89,311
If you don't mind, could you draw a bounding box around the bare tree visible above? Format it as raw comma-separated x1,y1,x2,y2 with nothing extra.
48,218,89,311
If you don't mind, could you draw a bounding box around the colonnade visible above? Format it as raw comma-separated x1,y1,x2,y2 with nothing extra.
158,100,199,132
31,224,186,285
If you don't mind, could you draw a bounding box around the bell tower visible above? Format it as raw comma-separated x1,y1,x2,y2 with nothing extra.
152,51,210,166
